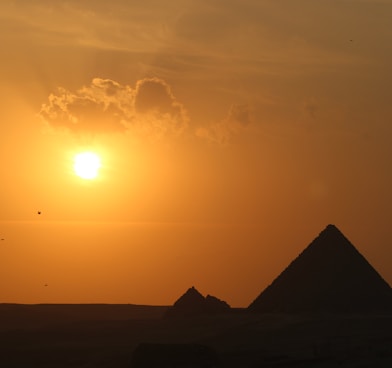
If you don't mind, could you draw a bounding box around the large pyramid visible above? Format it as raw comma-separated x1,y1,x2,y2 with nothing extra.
248,224,392,313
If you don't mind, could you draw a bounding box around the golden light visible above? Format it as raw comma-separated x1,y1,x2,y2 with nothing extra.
73,152,101,180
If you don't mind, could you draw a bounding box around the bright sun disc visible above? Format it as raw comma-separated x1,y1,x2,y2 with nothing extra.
74,152,101,180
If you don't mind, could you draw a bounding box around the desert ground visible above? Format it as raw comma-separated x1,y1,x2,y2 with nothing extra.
0,304,392,367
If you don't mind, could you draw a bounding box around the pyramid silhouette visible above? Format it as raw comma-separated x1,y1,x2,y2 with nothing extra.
249,224,392,313
173,286,206,310
164,286,230,318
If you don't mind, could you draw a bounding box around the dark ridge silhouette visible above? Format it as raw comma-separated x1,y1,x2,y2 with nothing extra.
249,224,392,313
0,303,169,330
130,343,219,368
164,286,230,318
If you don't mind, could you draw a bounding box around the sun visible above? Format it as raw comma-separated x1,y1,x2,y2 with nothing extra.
73,152,101,180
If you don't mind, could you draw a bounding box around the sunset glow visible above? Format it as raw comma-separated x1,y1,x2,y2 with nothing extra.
73,152,101,180
0,1,391,308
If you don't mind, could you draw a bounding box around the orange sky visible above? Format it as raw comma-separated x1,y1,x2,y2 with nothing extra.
0,1,392,307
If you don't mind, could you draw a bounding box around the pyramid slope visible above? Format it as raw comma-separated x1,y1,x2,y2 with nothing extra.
249,224,392,313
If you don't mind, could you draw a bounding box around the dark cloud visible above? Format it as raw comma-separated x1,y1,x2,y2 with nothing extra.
196,103,252,146
134,78,174,114
133,78,188,138
39,77,188,138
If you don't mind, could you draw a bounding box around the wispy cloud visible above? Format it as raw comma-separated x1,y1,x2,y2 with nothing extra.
196,103,252,146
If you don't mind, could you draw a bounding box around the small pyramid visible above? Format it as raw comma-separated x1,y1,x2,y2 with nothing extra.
165,287,230,318
248,224,392,313
173,286,206,310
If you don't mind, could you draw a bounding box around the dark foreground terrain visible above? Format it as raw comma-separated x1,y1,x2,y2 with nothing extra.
0,304,392,367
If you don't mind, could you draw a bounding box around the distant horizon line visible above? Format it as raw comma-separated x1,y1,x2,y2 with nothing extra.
0,219,269,228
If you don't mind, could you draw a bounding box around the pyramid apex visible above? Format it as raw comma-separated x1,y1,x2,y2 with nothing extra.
318,224,346,240
324,224,340,232
175,286,204,303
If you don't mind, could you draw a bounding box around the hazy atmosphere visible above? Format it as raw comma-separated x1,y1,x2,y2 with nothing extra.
1,0,392,307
